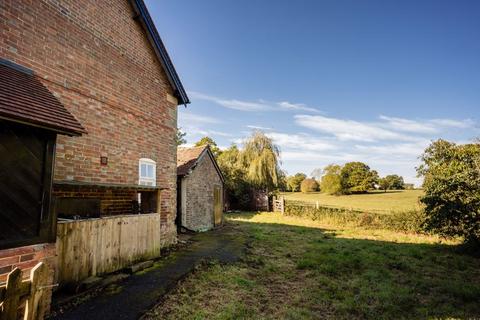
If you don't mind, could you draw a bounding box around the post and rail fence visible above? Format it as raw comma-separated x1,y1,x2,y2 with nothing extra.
0,262,50,320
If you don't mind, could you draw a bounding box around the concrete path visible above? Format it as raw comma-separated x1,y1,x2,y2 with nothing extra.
49,225,245,320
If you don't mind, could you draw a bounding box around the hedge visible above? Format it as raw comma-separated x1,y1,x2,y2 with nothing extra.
284,202,426,234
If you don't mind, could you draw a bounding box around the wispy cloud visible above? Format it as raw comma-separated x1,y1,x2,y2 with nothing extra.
378,115,437,134
429,118,475,128
246,125,273,130
266,132,338,152
354,141,430,157
177,112,231,143
294,115,416,142
294,114,475,143
179,112,221,125
379,115,474,134
277,101,321,113
189,92,270,111
189,91,321,113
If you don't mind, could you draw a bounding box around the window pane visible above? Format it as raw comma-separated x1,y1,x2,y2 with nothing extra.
147,164,153,178
141,164,147,177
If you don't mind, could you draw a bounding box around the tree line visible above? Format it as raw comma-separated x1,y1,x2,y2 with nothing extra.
284,163,406,195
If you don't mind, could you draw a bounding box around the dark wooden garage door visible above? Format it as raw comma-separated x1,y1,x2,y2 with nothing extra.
0,121,55,248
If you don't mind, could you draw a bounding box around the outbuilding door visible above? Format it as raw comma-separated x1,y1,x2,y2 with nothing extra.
0,121,56,249
213,185,222,226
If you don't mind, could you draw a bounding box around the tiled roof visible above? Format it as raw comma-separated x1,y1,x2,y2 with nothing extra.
177,145,207,176
0,60,86,136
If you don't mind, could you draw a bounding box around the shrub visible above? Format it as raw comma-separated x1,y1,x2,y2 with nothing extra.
418,140,480,246
284,201,425,233
300,178,319,193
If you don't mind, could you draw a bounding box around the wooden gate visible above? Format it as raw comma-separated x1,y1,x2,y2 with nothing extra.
0,262,50,320
213,186,222,226
273,197,285,213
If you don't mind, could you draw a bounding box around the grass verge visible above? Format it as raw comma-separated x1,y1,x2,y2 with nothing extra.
145,212,480,320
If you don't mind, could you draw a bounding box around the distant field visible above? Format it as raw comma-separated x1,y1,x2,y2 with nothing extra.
280,190,423,213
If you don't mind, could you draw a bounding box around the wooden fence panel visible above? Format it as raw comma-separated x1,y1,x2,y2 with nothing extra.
56,214,161,286
0,262,49,320
24,263,49,320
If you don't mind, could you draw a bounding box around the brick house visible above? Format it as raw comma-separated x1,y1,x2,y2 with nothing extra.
177,146,224,231
0,0,189,309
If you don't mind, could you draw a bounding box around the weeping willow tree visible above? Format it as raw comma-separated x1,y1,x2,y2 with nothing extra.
240,131,281,192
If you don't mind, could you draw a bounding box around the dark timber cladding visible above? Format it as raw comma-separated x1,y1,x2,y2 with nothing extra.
0,60,85,249
0,59,86,136
0,120,56,249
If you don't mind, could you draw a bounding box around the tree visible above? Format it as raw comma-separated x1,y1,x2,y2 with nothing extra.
320,164,343,195
287,173,307,192
417,139,480,247
404,183,415,190
378,177,390,192
378,174,405,192
240,131,281,192
277,170,288,192
194,136,222,157
300,178,319,193
340,162,378,193
217,144,251,209
385,174,405,190
176,128,187,146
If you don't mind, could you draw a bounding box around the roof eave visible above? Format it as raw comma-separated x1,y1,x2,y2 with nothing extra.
0,115,85,136
129,0,190,106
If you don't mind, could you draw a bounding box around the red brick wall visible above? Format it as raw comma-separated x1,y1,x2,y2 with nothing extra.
0,0,179,239
0,244,55,282
0,244,56,314
53,184,138,216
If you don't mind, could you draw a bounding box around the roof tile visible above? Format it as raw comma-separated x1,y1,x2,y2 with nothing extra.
177,146,208,176
0,61,86,136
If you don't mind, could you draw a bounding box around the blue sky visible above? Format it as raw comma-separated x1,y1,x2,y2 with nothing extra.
146,0,480,185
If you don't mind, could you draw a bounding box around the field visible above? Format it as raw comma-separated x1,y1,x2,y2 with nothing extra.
146,212,480,320
281,190,423,213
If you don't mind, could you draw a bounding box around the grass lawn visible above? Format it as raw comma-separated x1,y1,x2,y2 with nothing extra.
145,212,480,320
281,190,423,213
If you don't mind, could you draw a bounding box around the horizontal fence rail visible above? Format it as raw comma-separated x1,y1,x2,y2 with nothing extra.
284,199,391,214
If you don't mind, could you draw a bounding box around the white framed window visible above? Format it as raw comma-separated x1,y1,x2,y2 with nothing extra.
138,158,156,186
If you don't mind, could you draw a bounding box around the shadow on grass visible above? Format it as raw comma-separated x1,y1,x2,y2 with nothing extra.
224,211,480,320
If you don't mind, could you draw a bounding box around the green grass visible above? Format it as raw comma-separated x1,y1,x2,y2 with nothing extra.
145,212,480,320
281,190,423,213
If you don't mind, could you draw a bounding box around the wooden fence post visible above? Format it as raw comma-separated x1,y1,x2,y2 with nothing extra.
316,201,319,209
1,268,22,320
24,262,49,320
281,197,285,214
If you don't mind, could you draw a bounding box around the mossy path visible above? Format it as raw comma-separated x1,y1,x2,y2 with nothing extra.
50,225,246,320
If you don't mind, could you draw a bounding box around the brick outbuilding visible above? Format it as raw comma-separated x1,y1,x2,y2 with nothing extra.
177,146,224,231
